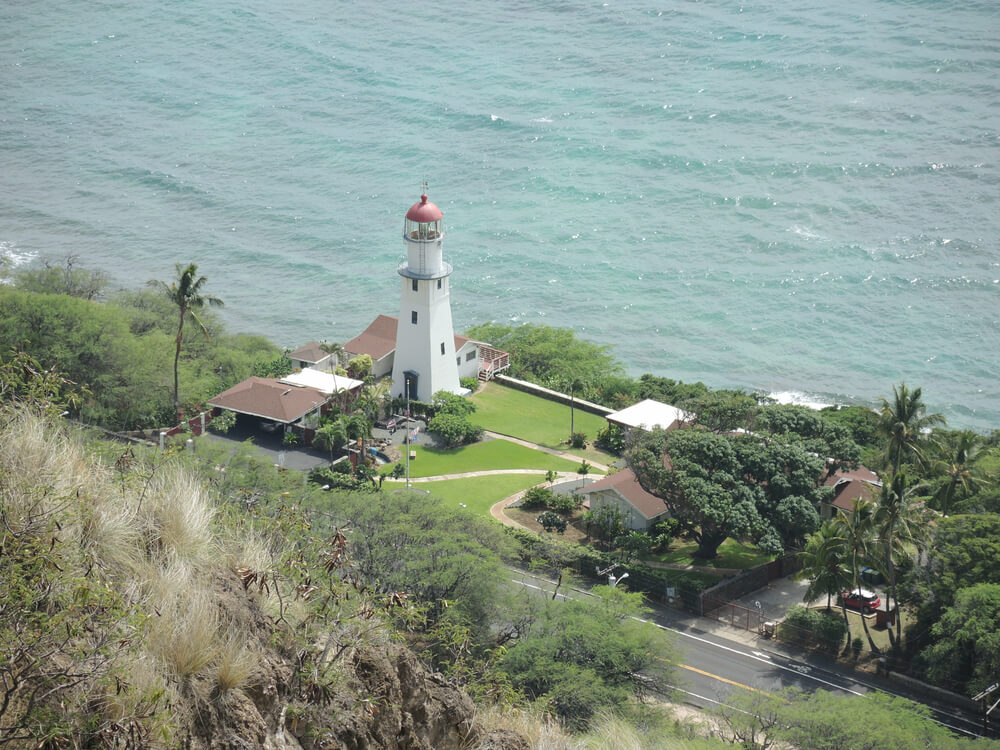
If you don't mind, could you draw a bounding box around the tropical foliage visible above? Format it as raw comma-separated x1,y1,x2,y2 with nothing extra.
148,263,224,422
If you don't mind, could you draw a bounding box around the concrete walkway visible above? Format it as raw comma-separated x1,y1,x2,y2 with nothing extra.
483,431,611,472
408,468,552,483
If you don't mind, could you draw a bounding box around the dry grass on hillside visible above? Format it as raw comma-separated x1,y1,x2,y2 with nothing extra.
0,407,289,745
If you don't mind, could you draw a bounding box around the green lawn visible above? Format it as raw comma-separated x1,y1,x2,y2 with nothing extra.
384,473,542,516
645,538,777,570
385,438,588,478
468,382,616,463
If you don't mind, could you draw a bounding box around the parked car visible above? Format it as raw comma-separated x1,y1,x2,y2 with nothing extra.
841,588,881,613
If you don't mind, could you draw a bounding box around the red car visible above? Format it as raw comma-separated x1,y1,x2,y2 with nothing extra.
841,588,881,613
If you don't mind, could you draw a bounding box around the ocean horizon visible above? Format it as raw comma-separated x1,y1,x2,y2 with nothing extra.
2,0,998,429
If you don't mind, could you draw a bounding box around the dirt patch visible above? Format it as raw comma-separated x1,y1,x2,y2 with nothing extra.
504,507,593,545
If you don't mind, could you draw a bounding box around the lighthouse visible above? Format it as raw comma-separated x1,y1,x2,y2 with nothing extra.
390,191,461,402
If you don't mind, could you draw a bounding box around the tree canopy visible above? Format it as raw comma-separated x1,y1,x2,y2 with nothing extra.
464,322,623,391
627,428,825,558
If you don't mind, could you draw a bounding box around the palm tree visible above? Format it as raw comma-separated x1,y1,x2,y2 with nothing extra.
873,472,930,650
928,430,986,515
319,341,343,374
834,496,880,654
878,383,945,474
313,420,348,461
343,412,373,461
797,520,854,646
148,263,223,423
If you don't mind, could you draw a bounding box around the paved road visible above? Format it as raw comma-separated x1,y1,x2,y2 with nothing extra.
509,568,988,739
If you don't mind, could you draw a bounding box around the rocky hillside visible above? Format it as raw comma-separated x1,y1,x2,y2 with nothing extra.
0,407,518,749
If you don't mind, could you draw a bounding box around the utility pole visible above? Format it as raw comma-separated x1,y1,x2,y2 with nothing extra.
973,683,999,736
405,375,411,488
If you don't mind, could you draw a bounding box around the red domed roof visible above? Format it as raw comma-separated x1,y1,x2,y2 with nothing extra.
405,194,443,222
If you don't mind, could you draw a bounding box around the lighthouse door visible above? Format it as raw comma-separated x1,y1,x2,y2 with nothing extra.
403,371,419,401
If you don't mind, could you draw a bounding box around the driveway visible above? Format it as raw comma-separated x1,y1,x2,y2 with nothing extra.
199,424,330,471
726,575,812,625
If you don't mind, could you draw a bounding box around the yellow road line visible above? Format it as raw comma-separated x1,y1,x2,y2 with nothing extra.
676,663,766,694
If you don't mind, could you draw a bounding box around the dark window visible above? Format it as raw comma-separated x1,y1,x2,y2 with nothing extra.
437,278,442,290
411,279,418,292
440,342,446,355
411,311,417,324
466,351,476,362
456,357,461,366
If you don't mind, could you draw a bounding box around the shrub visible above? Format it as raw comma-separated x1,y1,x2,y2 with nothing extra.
778,606,846,652
569,431,587,449
208,410,236,434
282,431,300,446
653,518,680,540
547,493,578,516
346,354,373,380
460,377,479,392
428,412,483,448
537,511,567,534
432,390,476,417
595,423,625,454
308,466,362,491
521,485,554,510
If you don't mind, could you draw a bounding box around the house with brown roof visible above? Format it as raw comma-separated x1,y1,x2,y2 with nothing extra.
288,341,337,371
575,468,670,531
344,314,506,385
822,465,881,518
208,377,329,433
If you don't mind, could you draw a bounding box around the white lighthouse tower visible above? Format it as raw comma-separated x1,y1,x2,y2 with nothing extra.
390,191,461,402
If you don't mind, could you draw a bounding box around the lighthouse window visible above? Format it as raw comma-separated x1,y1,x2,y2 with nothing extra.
437,279,442,290
411,279,418,292
411,311,417,324
440,342,446,355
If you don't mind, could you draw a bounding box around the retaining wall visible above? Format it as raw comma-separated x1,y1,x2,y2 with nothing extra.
493,375,614,417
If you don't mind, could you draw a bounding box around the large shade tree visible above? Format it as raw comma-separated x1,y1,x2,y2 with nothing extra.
148,263,223,422
627,428,825,559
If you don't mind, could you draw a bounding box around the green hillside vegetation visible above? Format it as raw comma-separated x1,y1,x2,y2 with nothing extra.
0,264,286,429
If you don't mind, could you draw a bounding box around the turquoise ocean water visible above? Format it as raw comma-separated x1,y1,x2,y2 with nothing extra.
2,1,998,429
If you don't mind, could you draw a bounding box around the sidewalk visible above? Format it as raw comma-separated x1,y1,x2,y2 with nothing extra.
484,431,610,472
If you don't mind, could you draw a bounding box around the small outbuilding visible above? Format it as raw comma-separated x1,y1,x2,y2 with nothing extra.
575,468,670,531
606,398,688,436
288,341,337,371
